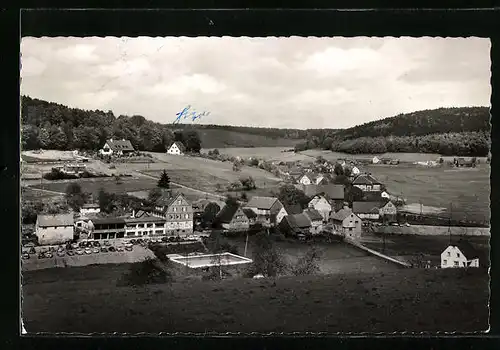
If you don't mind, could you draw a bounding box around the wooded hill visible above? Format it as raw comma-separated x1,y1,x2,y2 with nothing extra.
20,96,309,151
295,107,491,156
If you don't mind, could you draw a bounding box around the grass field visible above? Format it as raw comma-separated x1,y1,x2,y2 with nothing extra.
363,165,490,222
21,187,62,200
197,129,302,149
29,177,162,197
22,264,489,333
362,234,490,267
204,147,313,162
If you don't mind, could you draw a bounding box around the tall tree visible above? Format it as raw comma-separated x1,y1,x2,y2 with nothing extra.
157,170,171,189
250,231,288,277
98,188,115,213
65,182,87,211
277,184,310,209
202,202,221,228
148,187,163,204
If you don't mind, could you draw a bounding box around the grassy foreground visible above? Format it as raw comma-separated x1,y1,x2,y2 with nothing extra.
22,265,489,333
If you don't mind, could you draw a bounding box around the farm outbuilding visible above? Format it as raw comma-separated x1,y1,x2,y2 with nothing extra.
35,214,75,245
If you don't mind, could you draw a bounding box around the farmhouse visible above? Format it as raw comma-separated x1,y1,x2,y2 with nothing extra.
372,156,381,164
379,201,397,222
298,173,316,186
330,207,362,240
80,203,100,215
124,214,167,238
352,201,381,220
352,173,383,192
441,241,480,268
278,213,312,237
275,204,303,225
152,191,194,235
90,217,126,240
215,205,250,232
167,141,186,155
303,208,324,234
99,138,135,157
35,214,75,245
244,196,284,227
308,195,332,222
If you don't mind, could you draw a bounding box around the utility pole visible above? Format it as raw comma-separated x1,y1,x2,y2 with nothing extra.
244,232,249,257
448,202,452,246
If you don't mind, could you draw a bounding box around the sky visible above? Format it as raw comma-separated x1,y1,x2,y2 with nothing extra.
20,36,491,130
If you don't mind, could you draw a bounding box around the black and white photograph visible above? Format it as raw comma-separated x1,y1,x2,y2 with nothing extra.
20,36,491,334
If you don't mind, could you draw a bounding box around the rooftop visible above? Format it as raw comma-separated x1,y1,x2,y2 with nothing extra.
37,214,74,227
245,196,279,210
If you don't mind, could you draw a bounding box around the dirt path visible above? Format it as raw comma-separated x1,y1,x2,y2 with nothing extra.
135,170,226,200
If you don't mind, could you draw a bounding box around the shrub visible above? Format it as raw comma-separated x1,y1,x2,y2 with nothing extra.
119,257,173,287
43,168,78,180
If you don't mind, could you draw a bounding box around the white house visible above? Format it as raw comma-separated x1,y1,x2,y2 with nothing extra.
441,242,480,268
372,156,381,164
167,142,186,155
99,138,135,157
244,196,284,227
315,174,325,185
330,207,363,240
35,214,75,245
80,203,101,215
308,195,332,222
381,191,390,199
350,166,361,176
352,173,383,192
298,173,315,186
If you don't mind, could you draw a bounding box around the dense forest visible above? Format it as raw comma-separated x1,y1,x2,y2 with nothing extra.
20,96,309,151
295,107,491,156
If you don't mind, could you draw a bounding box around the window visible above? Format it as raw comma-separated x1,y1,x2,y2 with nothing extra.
454,261,459,266
443,260,447,265
456,253,460,258
349,227,353,231
185,214,189,219
447,252,451,257
355,221,359,224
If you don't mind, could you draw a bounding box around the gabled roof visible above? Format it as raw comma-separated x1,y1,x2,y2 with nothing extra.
37,214,74,227
320,184,345,200
105,139,135,152
330,208,354,222
90,217,126,225
303,208,323,221
242,208,257,219
125,215,166,224
352,201,382,214
156,191,189,208
308,195,328,207
283,203,303,215
352,173,382,186
216,205,246,224
285,213,311,229
169,141,186,152
246,196,279,210
453,239,480,259
300,172,318,182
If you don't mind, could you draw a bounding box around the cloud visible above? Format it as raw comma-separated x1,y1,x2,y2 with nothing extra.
20,36,491,129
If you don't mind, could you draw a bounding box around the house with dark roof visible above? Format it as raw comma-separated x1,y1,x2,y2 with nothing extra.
308,195,332,222
278,213,312,237
441,240,480,268
89,217,126,240
330,207,362,240
167,141,187,155
35,214,75,245
303,208,324,234
215,205,250,232
352,201,382,220
242,208,258,225
275,203,303,225
244,196,284,227
152,190,193,236
99,138,135,157
298,172,318,186
352,173,383,192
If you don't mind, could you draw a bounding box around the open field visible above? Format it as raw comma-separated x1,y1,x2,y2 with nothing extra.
204,147,313,162
373,224,490,237
29,177,163,197
197,129,302,149
22,265,489,333
21,186,63,200
21,246,155,272
362,234,490,268
224,236,401,274
364,165,490,222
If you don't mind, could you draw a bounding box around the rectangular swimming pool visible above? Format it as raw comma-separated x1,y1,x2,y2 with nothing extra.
169,252,253,269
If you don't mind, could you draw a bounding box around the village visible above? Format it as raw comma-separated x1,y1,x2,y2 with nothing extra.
21,136,487,273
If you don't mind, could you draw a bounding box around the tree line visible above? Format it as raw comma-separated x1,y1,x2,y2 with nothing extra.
295,107,491,157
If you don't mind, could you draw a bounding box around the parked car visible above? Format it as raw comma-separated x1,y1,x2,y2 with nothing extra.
38,253,45,259
84,248,92,255
405,223,411,227
100,247,108,253
92,248,100,254
72,243,79,249
23,242,36,248
161,236,169,243
67,250,75,256
57,246,65,253
116,246,124,252
22,253,30,260
108,246,116,252
78,242,86,248
130,239,137,245
125,245,133,252
49,246,56,252
297,234,306,242
391,223,400,226
29,247,36,254
253,274,265,279
103,240,111,246
76,249,84,255
93,241,101,247
45,252,53,258
57,251,65,257
137,239,144,244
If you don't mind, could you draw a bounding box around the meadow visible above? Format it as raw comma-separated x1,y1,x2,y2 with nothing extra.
363,165,490,222
203,147,313,162
22,264,489,333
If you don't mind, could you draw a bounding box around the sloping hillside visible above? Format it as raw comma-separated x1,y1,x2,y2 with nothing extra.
20,96,305,151
296,107,490,156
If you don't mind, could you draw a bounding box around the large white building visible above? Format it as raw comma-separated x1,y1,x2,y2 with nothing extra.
441,242,480,268
35,214,75,245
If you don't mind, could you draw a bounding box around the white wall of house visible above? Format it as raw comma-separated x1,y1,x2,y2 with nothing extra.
357,213,380,220
351,166,360,175
36,225,74,245
167,144,183,155
315,175,325,185
308,197,332,222
381,191,390,199
309,220,323,235
80,207,100,215
276,207,288,224
299,175,312,185
100,143,113,156
441,246,479,268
